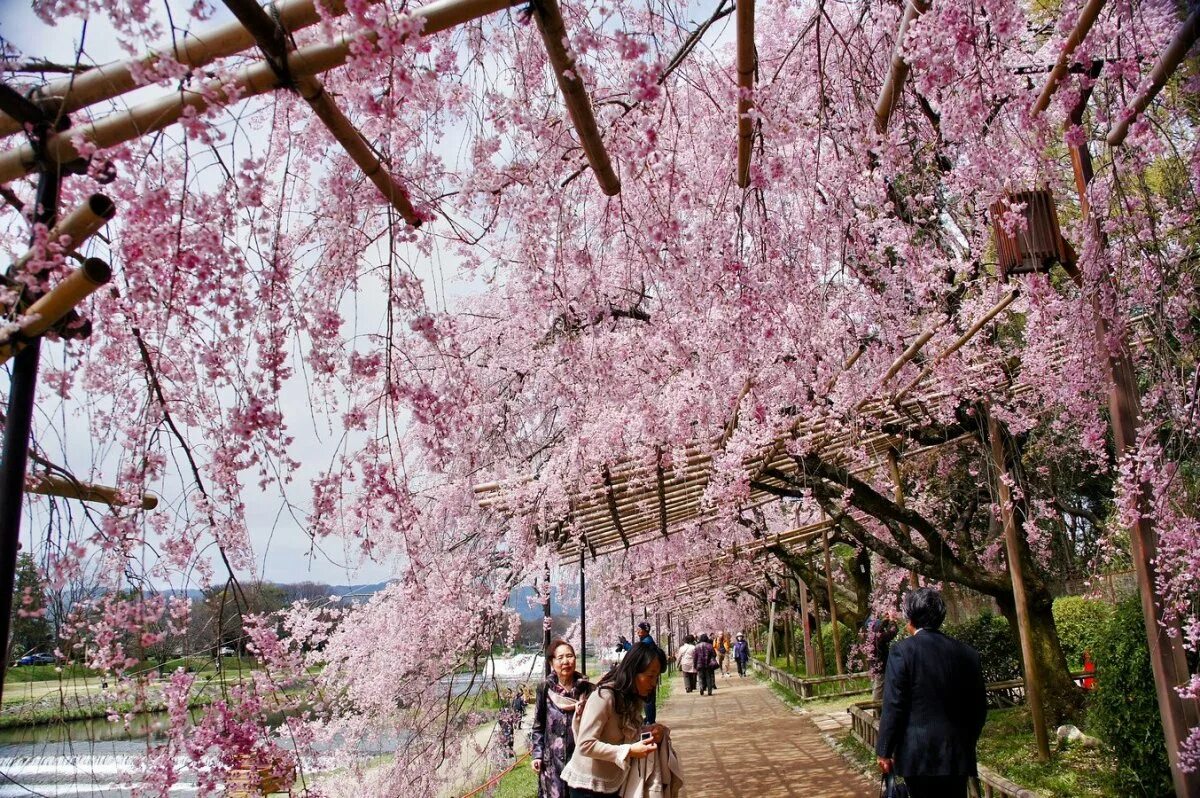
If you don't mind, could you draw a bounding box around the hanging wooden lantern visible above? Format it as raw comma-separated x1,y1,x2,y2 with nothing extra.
990,189,1074,279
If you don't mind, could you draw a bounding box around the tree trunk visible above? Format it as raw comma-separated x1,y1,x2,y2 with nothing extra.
994,586,1083,724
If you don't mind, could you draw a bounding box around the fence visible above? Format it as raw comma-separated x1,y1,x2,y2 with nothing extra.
748,657,871,700
846,671,1092,798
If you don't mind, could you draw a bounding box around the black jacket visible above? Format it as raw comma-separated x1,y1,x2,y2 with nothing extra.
875,629,988,777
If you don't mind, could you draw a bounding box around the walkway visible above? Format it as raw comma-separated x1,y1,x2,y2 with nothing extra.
658,672,873,798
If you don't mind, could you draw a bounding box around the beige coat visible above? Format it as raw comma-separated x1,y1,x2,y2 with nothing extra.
622,731,685,798
560,685,640,793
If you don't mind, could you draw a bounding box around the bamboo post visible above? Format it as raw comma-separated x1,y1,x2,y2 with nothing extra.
822,520,844,675
0,0,518,186
874,0,930,134
26,474,158,510
887,450,919,588
1106,6,1200,146
579,542,587,676
220,0,422,225
0,92,60,698
798,578,816,674
1031,0,1106,115
988,413,1050,762
543,564,552,676
765,590,776,664
8,194,115,277
0,257,112,365
530,0,620,196
735,0,755,188
784,576,795,671
1066,90,1200,795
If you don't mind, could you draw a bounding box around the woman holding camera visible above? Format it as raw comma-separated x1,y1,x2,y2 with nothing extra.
560,642,670,798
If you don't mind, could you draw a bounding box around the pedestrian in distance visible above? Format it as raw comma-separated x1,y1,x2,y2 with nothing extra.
692,634,718,696
732,633,750,677
513,684,528,729
876,587,988,798
867,615,899,702
676,634,697,692
633,621,658,723
498,688,517,758
715,633,729,677
532,639,594,798
560,642,671,798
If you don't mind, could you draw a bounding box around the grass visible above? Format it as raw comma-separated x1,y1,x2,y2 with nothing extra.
4,663,97,683
837,705,1122,798
975,706,1120,798
492,759,537,798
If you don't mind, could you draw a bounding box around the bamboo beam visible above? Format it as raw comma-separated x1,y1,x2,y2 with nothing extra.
221,0,421,225
0,0,373,137
988,413,1050,761
530,0,620,196
0,0,517,186
874,0,930,134
655,447,669,538
1106,6,1200,146
1032,0,1106,116
892,288,1019,403
735,0,756,188
8,194,115,277
27,473,158,510
601,464,630,548
0,258,112,365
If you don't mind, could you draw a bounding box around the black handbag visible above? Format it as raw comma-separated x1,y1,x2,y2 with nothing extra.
879,773,911,798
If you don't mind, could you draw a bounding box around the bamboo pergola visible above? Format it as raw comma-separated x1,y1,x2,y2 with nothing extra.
475,290,1024,563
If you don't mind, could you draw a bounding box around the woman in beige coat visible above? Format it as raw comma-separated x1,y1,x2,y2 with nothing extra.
560,643,669,798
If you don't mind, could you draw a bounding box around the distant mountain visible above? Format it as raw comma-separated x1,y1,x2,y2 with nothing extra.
507,584,579,622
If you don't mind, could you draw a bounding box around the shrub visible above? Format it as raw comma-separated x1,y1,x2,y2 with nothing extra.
816,621,855,676
944,612,1021,683
1052,595,1114,670
1089,595,1172,797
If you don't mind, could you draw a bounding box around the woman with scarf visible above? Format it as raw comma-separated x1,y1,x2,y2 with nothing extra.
532,639,594,798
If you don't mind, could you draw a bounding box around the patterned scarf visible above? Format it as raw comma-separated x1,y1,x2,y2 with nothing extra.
545,672,588,715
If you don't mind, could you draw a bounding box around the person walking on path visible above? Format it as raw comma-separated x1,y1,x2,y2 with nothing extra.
715,633,730,677
675,635,697,693
560,643,672,798
876,588,988,798
867,616,899,702
732,634,750,677
532,639,594,798
631,621,658,723
693,635,718,696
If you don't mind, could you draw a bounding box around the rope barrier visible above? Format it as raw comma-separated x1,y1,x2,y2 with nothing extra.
455,751,530,798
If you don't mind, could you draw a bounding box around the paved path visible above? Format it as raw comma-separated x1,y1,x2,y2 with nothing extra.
658,673,873,798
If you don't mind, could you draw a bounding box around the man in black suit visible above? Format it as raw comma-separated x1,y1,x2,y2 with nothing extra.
876,587,988,798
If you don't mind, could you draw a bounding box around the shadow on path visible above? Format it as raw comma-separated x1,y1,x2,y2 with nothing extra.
658,673,873,798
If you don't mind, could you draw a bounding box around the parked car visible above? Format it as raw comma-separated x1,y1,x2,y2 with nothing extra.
15,653,56,666
217,647,236,657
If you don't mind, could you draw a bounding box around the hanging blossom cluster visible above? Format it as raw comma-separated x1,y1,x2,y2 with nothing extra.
1,0,1198,790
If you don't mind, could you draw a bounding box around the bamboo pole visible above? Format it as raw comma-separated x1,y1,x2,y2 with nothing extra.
886,450,919,589
221,0,421,225
26,473,158,510
874,0,930,134
892,289,1019,403
530,0,620,196
821,518,844,675
1065,87,1200,796
735,0,756,188
1032,0,1106,116
8,194,115,276
988,412,1050,761
0,257,112,365
765,590,776,663
798,578,816,674
0,0,517,186
0,0,373,137
1106,6,1200,146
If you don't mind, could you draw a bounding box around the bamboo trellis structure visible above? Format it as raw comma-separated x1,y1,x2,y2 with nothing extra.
873,0,929,135
475,292,1028,562
26,474,159,511
735,0,755,188
0,0,620,198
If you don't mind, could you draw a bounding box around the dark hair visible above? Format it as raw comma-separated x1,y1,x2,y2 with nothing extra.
698,634,710,643
637,621,651,632
598,642,666,727
903,587,946,631
684,634,696,645
547,638,575,661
